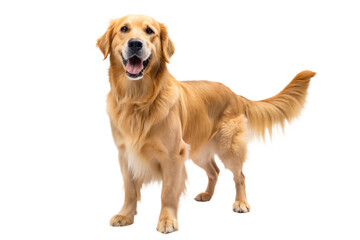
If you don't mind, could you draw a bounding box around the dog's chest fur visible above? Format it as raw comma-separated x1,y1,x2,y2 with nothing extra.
106,87,179,182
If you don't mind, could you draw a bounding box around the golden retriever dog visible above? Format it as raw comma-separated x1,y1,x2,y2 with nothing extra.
97,14,315,234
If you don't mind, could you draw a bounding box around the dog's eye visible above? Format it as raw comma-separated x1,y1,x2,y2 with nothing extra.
121,26,128,33
145,27,154,35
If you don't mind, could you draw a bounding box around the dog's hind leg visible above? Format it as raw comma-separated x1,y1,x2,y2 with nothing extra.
215,115,250,213
219,150,250,213
193,155,220,202
231,168,250,213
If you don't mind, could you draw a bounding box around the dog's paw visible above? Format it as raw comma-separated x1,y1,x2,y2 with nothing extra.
110,214,134,226
156,218,178,234
194,192,212,202
232,201,250,213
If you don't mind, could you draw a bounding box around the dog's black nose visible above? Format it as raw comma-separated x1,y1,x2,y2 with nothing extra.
128,38,143,52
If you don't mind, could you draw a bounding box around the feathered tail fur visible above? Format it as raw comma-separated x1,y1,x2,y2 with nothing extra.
242,70,316,139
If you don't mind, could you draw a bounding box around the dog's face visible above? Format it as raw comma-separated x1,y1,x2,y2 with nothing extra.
97,15,174,80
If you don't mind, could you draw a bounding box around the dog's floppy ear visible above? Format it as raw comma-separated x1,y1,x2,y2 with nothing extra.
97,21,115,59
160,23,175,63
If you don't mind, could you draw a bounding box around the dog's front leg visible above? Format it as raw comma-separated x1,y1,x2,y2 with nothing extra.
110,149,142,226
156,155,187,234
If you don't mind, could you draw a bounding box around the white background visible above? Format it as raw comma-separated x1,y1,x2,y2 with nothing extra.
1,0,360,239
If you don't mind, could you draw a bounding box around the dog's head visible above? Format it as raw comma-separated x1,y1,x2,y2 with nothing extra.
97,15,174,80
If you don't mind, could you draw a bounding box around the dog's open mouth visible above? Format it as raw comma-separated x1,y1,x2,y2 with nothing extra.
121,54,151,79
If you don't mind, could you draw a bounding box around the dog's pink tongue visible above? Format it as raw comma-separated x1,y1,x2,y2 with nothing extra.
126,59,143,75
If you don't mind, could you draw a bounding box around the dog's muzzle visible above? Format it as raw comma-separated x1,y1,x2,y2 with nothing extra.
121,38,151,80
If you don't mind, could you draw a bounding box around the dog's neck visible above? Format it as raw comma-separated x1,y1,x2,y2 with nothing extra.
108,60,175,107
107,60,179,147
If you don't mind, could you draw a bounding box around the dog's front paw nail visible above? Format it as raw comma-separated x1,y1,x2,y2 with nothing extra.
194,192,212,202
232,201,250,213
156,219,178,234
110,214,134,226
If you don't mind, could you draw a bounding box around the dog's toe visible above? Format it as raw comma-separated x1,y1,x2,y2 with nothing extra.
232,201,250,213
110,214,134,226
156,219,178,234
194,192,212,202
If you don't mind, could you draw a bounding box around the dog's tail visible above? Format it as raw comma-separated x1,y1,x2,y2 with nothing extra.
240,70,316,139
